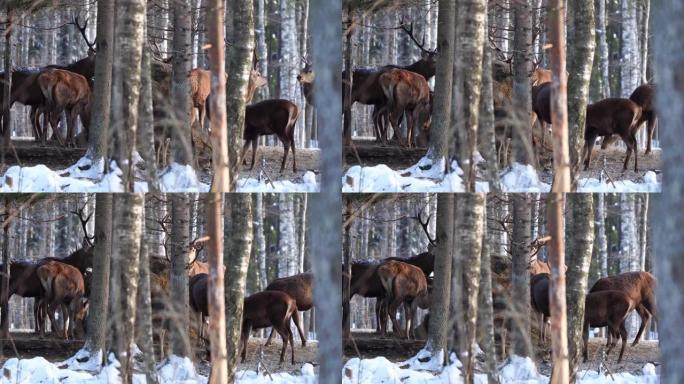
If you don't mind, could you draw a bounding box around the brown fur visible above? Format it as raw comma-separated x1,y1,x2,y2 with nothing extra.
376,260,428,339
589,271,656,346
583,290,636,363
265,272,313,346
241,291,298,364
630,84,657,154
37,69,91,147
35,261,87,340
584,98,642,172
378,69,431,148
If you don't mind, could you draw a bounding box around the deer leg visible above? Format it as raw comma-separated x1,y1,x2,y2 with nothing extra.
274,324,290,364
582,321,589,362
617,322,628,363
265,328,276,346
280,138,290,173
240,324,251,363
621,134,634,172
583,132,598,170
67,108,78,147
632,305,652,346
388,298,403,338
645,116,656,155
290,136,297,172
291,310,306,347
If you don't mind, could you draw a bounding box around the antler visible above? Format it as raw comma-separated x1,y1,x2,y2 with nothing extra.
71,16,96,52
399,19,435,54
72,206,94,247
528,235,552,258
413,206,437,246
157,214,171,261
186,236,210,265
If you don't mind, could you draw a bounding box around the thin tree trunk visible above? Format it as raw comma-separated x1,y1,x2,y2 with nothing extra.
342,8,353,147
255,194,267,290
171,0,194,166
0,198,10,341
208,0,229,191
548,0,570,191
478,197,498,382
511,194,531,356
342,197,352,340
225,195,253,383
1,9,11,151
206,193,227,383
170,194,191,357
596,0,610,98
138,25,159,192
511,0,533,165
136,201,158,384
596,193,608,277
547,193,569,384
565,194,594,382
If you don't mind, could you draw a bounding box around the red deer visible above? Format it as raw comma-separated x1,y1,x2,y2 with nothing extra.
297,62,315,107
37,69,91,147
584,98,642,172
36,261,88,340
0,68,45,141
0,261,48,333
240,290,298,365
265,272,313,347
589,271,656,346
241,99,300,173
349,261,386,333
630,84,657,155
376,260,429,339
530,273,550,343
189,272,208,341
582,290,636,363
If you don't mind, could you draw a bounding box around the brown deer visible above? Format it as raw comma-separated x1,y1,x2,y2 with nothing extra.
0,261,49,334
240,290,298,365
630,84,657,155
240,99,300,173
584,98,642,172
0,68,45,142
189,272,208,341
582,290,637,363
297,62,315,107
37,69,91,147
376,260,429,339
589,271,656,346
530,273,550,343
36,261,88,340
378,69,431,147
264,272,313,347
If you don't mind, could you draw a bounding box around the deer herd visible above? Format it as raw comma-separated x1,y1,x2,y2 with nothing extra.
0,17,303,173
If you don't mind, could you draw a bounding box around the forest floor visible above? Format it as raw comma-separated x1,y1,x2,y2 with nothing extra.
344,138,427,170
0,139,320,187
0,332,84,364
343,331,426,362
194,337,319,377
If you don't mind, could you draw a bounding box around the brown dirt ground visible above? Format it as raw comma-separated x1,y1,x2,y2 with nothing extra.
344,138,427,171
0,139,320,188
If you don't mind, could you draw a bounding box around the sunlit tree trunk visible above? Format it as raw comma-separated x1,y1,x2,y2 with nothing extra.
547,193,569,384
510,194,531,356
170,194,191,357
206,193,227,383
171,0,194,166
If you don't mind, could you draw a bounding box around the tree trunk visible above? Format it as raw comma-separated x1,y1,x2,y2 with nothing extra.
653,1,684,377
596,0,610,98
342,197,352,340
170,194,191,357
426,194,453,362
478,197,498,382
342,8,353,147
479,38,499,190
171,0,194,166
1,9,11,151
255,194,267,290
511,0,533,165
138,24,159,192
226,0,255,190
567,0,595,188
455,193,485,383
565,194,594,382
620,0,640,98
0,198,10,341
596,193,608,277
639,194,649,269
208,0,229,191
111,194,143,384
86,0,114,161
426,0,454,169
254,0,269,100
136,201,158,384
111,0,146,191
82,194,112,366
510,194,531,357
225,195,253,383
206,193,227,383
547,193,569,384
547,0,571,191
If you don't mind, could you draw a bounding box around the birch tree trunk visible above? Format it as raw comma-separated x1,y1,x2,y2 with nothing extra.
255,194,267,290
565,194,594,382
510,193,531,357
426,194,453,362
226,0,254,190
170,194,191,357
171,0,194,166
547,193,569,384
511,0,533,165
653,2,684,378
225,195,253,383
596,193,608,277
567,0,595,188
478,196,498,382
279,0,299,102
206,193,227,383
138,24,159,192
136,201,158,384
208,0,229,191
254,0,269,100
82,194,112,366
596,0,610,98
86,0,114,161
620,0,640,97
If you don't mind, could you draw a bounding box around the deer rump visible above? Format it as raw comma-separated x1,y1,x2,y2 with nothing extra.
241,290,298,364
242,99,300,173
589,271,656,346
35,261,87,339
264,272,313,347
378,69,431,148
583,290,636,363
376,260,428,339
37,69,91,146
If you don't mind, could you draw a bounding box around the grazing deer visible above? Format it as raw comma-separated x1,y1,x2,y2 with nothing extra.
583,290,636,363
37,69,91,147
36,261,88,340
265,272,313,347
589,271,656,346
584,98,642,172
376,260,429,339
240,290,298,365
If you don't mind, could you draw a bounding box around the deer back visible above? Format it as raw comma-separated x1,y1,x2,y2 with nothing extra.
265,272,313,311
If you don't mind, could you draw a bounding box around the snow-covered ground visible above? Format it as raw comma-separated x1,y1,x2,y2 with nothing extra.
342,351,660,384
0,352,317,384
342,156,661,193
0,156,319,192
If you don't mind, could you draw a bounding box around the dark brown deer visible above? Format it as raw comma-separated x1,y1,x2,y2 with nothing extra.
37,69,91,147
584,98,642,172
36,261,88,340
0,261,48,334
265,272,313,347
348,261,386,333
0,68,45,142
530,273,550,343
583,290,636,363
240,290,298,365
378,68,431,147
589,271,656,346
297,62,315,107
377,260,429,339
241,99,300,173
189,272,208,341
630,84,657,155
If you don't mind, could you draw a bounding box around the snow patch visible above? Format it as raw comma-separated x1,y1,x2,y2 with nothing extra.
60,348,104,372
400,347,445,372
236,171,319,192
236,363,317,384
498,355,547,383
158,355,207,383
501,163,551,192
576,170,661,192
158,163,209,192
